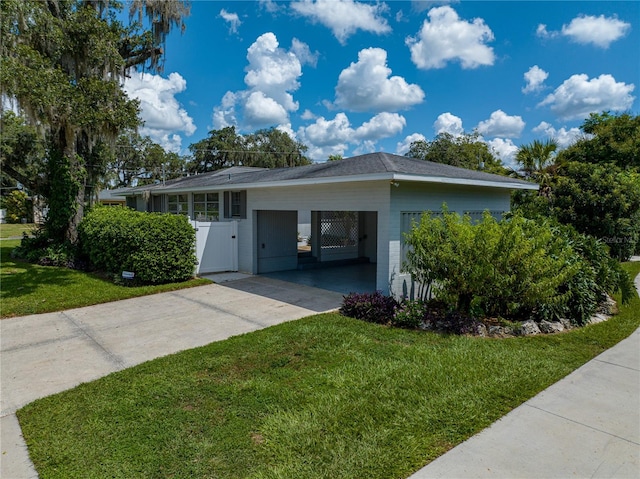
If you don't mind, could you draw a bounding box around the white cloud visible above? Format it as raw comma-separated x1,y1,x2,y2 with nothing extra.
219,9,241,34
536,24,556,40
244,32,301,112
406,5,495,70
211,33,307,129
433,112,464,136
561,14,630,48
539,73,635,120
123,71,196,152
244,91,289,127
212,91,238,129
291,38,319,67
259,0,280,13
486,138,519,170
291,0,391,45
396,133,426,155
299,112,354,147
297,111,406,161
335,47,425,112
354,112,406,140
537,15,630,49
300,109,317,120
533,121,583,149
476,110,525,138
522,65,548,94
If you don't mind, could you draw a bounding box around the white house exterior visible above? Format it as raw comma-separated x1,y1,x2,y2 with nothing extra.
121,153,537,296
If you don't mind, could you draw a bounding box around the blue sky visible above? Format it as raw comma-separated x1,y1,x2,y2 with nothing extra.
122,0,639,168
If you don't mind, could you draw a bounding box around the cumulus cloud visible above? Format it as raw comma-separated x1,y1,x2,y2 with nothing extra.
562,14,630,48
539,73,635,120
354,112,406,140
297,111,407,161
291,0,391,44
244,32,301,111
291,38,319,67
486,138,519,170
219,9,241,34
537,15,630,48
476,110,525,138
406,5,495,69
212,33,308,130
300,109,317,120
244,91,289,127
533,121,584,149
433,112,464,136
123,71,196,152
536,24,556,40
335,47,425,112
523,65,548,94
396,132,426,155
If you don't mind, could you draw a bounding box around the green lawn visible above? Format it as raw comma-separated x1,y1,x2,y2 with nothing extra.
17,263,640,479
0,222,36,239
1,240,211,318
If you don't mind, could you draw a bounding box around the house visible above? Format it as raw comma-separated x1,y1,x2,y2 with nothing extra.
97,187,129,207
121,152,537,296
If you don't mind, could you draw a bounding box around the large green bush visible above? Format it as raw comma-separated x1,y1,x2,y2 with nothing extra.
79,207,197,284
403,209,632,325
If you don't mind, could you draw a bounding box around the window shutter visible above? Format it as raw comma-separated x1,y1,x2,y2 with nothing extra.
240,190,247,219
224,191,231,218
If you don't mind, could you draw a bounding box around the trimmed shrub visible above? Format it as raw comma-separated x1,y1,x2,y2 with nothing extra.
79,207,197,284
340,291,398,324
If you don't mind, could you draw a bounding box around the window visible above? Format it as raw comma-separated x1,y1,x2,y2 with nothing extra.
231,192,242,217
193,193,219,221
224,191,247,219
168,194,188,216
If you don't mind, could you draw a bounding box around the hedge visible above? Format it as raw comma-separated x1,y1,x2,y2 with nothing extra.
79,207,197,284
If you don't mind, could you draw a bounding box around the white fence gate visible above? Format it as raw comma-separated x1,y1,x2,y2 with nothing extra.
191,220,238,274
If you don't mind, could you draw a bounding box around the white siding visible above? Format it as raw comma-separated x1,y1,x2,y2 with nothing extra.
243,182,391,291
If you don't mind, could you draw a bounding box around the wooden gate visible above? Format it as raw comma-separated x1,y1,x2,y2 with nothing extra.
192,220,238,274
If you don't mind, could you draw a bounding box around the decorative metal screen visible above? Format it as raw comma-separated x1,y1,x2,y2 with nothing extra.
464,210,506,223
320,211,358,249
400,211,442,272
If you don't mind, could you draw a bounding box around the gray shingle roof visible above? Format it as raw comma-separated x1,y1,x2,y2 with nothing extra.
124,152,536,194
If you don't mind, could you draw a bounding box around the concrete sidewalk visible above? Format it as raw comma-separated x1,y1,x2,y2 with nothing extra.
1,276,343,479
410,271,640,479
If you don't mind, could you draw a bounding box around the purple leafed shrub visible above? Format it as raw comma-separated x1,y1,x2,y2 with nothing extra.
340,291,398,324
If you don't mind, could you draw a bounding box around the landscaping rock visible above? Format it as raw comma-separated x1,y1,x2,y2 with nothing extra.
475,323,488,337
559,318,573,330
597,294,618,315
518,320,541,336
539,320,565,334
588,313,610,324
487,325,515,338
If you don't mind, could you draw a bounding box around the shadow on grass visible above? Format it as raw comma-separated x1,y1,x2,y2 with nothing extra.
0,242,108,300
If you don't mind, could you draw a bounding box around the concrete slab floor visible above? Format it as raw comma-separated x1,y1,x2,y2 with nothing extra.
262,263,377,295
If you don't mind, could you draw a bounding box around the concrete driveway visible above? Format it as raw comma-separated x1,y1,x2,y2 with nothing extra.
1,275,343,478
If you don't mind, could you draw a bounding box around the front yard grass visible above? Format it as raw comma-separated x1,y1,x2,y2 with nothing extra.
1,240,210,318
17,263,640,479
0,222,36,239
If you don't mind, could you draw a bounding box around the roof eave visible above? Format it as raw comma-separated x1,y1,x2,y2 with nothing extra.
392,174,539,190
119,172,538,195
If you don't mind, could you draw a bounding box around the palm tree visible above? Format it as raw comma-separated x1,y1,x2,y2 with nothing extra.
516,139,558,178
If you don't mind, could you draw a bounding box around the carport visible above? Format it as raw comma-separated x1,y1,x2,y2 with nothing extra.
256,209,378,294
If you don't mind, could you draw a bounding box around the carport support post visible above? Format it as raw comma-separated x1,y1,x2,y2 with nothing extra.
311,211,322,262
